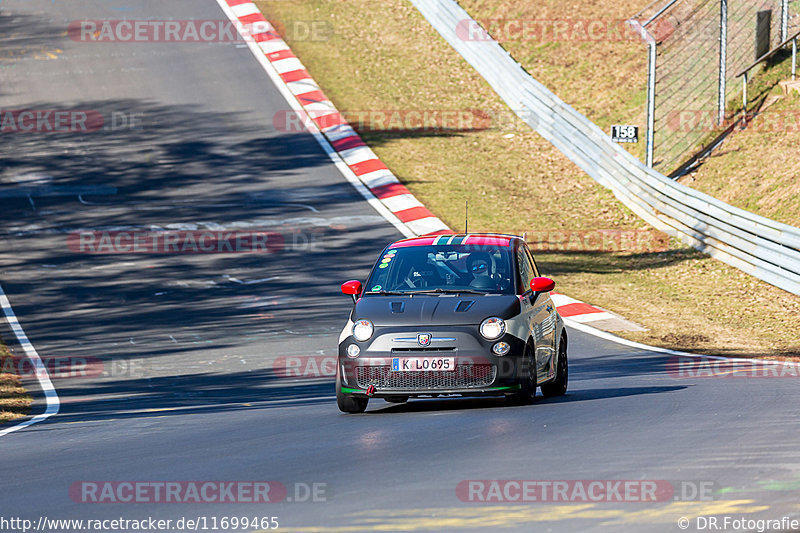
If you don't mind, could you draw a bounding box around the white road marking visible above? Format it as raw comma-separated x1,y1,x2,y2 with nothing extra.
564,318,800,366
0,284,59,437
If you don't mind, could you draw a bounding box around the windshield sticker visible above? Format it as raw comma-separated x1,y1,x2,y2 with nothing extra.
371,285,382,291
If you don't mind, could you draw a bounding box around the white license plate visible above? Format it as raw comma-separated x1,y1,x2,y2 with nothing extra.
391,357,456,372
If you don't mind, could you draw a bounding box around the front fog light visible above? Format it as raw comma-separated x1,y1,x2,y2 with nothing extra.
346,344,361,358
352,319,374,342
492,342,511,356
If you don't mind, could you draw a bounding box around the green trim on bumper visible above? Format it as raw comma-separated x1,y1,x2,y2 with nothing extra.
488,384,521,391
342,385,520,393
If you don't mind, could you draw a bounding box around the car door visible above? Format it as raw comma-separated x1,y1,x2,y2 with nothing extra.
524,244,557,380
516,245,552,383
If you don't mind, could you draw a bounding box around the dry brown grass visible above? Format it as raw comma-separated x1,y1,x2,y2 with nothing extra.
680,71,800,227
0,343,31,424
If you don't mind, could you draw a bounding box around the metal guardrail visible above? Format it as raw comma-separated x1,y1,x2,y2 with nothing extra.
409,0,800,296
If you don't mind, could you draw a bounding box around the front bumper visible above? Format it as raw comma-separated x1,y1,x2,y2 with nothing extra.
338,325,526,397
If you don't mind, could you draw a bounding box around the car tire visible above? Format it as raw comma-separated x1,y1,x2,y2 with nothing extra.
541,333,568,397
384,396,409,403
336,367,368,413
507,343,536,405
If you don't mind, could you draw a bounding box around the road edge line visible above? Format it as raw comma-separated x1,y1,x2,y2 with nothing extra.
0,284,59,437
564,317,800,366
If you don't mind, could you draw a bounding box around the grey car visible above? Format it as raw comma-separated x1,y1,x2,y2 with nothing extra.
336,233,568,413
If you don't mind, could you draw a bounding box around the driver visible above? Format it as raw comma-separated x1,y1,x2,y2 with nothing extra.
467,252,494,289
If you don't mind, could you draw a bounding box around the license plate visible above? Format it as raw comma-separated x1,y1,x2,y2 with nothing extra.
391,357,456,372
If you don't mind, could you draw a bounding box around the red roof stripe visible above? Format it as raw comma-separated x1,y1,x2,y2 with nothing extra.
390,235,514,247
389,237,437,248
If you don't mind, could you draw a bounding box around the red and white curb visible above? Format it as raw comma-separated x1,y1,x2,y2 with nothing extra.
222,0,449,237
216,0,644,331
550,293,644,331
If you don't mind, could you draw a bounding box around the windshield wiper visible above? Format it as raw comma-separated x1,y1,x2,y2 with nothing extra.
405,288,487,295
365,290,408,295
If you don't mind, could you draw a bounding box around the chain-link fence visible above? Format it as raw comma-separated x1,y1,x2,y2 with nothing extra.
791,0,800,34
629,0,798,173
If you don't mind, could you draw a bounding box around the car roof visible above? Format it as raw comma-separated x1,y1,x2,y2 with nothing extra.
388,233,520,248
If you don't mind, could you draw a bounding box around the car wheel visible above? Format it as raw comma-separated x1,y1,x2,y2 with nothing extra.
336,366,368,413
541,333,568,397
384,396,408,403
507,343,536,405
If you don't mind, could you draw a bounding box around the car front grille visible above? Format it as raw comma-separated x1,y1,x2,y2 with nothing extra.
390,347,457,353
355,365,496,391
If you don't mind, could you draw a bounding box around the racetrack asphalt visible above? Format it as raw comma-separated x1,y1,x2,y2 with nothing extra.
1,1,799,531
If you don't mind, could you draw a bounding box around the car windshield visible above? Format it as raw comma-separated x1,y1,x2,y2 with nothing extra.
364,244,516,295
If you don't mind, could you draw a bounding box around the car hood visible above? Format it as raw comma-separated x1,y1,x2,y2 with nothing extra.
352,294,521,326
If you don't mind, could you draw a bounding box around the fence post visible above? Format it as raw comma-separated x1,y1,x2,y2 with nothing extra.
646,40,656,168
781,0,789,42
717,0,728,127
742,71,748,125
793,37,797,80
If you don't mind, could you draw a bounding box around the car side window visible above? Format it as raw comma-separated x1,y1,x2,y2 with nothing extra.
524,245,541,278
517,247,535,293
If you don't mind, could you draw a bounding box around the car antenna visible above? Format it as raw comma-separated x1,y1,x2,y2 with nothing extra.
465,200,468,234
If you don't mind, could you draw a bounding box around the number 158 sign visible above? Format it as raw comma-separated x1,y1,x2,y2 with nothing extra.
611,125,638,143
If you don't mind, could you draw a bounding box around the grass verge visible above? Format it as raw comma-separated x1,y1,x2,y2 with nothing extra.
0,340,32,425
256,0,800,357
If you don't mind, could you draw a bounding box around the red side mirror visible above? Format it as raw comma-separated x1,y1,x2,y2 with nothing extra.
530,277,555,293
341,280,363,296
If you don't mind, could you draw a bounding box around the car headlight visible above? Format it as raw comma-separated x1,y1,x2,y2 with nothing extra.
352,319,374,342
480,317,506,340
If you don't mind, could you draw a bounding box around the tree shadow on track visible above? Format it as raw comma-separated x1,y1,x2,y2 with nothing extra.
0,96,405,430
369,385,686,414
566,352,677,382
1,370,337,430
